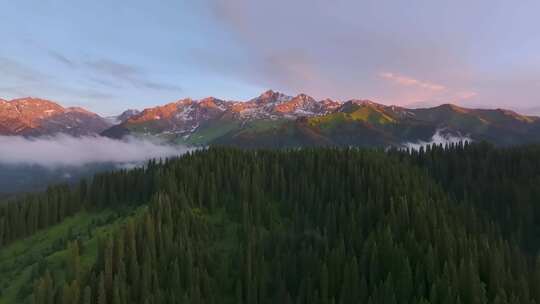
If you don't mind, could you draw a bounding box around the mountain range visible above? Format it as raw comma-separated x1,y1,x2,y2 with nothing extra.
2,91,540,147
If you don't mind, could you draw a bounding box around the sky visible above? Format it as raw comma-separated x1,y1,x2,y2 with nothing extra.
0,0,539,116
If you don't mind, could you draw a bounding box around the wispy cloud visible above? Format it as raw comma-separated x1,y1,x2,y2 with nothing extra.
0,135,190,168
376,71,478,106
47,50,76,68
45,50,183,93
0,56,114,100
379,72,446,91
456,91,478,100
0,57,47,83
85,59,182,92
402,129,472,151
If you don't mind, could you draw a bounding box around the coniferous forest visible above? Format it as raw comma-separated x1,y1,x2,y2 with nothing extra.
1,144,540,304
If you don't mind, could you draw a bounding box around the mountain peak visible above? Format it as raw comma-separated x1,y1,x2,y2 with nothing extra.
260,89,285,97
119,109,140,120
10,97,54,102
121,109,140,115
175,98,193,105
345,99,378,106
198,97,226,110
261,89,277,96
10,97,63,108
253,90,292,104
293,93,315,101
106,109,141,125
67,107,94,114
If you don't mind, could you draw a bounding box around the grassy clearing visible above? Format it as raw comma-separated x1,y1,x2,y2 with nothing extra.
309,106,395,132
184,120,242,145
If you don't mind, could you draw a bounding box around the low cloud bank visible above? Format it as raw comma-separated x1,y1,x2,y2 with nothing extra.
0,135,190,168
402,129,472,151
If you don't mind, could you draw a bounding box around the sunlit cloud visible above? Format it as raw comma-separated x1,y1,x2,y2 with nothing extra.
379,72,446,91
457,91,478,100
376,71,479,107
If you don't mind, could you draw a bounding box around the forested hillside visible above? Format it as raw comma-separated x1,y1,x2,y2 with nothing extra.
1,145,540,304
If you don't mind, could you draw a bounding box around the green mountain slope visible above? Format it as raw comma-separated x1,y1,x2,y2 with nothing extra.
103,96,540,147
2,146,540,303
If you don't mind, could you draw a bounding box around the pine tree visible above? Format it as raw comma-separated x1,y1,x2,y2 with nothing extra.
98,273,107,304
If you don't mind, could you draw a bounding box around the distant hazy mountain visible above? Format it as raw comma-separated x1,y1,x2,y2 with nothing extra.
102,90,540,148
0,97,111,136
105,109,141,125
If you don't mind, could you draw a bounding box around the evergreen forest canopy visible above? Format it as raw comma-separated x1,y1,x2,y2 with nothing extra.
1,143,540,304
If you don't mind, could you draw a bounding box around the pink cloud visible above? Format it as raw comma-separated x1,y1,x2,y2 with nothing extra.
379,72,446,91
376,71,478,107
457,91,478,100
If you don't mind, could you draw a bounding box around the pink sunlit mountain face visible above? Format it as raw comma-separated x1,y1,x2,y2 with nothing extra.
100,90,343,138
98,90,540,147
0,97,111,136
2,91,540,147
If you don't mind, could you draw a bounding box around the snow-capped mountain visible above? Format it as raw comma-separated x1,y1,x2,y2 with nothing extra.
2,92,539,148
103,90,342,138
239,90,339,118
102,90,540,147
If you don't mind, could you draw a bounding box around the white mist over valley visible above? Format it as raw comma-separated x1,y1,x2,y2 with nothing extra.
0,135,189,168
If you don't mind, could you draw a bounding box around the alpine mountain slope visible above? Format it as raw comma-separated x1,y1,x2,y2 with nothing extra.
0,98,110,136
102,90,540,147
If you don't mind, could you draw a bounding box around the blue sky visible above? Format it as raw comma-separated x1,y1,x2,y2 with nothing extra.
1,0,539,115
